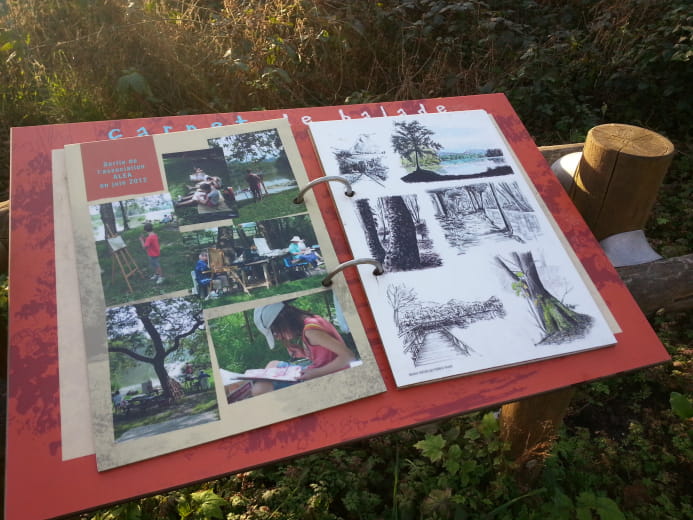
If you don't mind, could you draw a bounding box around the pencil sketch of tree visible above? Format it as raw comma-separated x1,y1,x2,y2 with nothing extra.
495,251,594,345
430,181,540,254
383,195,420,270
387,283,505,366
331,133,388,185
356,198,386,264
355,195,441,272
391,120,442,181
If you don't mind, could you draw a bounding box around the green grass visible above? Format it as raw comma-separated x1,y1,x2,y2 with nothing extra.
235,188,305,224
97,224,191,306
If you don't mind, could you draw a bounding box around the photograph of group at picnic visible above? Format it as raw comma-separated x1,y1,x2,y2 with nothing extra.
181,214,327,308
208,291,363,404
106,296,220,443
163,126,305,227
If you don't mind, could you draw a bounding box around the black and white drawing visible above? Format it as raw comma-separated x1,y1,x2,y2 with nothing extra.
355,195,441,272
331,133,388,185
308,110,616,387
431,181,541,253
391,119,513,183
495,251,594,345
387,284,505,367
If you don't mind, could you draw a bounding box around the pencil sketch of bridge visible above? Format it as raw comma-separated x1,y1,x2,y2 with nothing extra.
386,283,506,367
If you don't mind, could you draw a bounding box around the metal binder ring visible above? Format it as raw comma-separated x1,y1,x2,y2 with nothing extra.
322,258,384,287
293,176,355,204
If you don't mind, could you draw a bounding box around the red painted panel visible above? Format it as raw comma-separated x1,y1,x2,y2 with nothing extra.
6,95,669,520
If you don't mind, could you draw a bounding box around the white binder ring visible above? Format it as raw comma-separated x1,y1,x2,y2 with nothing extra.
322,258,384,287
294,176,355,204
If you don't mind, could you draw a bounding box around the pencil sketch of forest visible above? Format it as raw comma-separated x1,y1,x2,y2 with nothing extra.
387,284,505,367
331,133,388,185
356,195,442,272
495,251,594,345
430,181,541,254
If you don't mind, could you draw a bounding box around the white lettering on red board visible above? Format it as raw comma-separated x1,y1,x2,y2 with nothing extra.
107,103,448,139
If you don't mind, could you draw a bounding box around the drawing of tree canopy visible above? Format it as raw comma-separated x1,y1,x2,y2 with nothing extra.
387,284,505,367
495,251,594,345
391,120,442,182
331,133,388,185
392,119,513,183
355,195,441,272
430,181,540,253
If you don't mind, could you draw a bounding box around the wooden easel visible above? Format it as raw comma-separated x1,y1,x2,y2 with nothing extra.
208,247,250,295
106,225,144,293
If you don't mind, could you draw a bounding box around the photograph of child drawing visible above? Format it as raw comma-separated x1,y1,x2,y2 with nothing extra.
208,291,361,404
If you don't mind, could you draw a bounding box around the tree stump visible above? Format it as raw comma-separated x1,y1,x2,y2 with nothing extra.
500,125,675,478
570,124,675,240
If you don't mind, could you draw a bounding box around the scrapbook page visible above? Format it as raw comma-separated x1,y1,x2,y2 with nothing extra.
308,109,617,387
63,118,385,470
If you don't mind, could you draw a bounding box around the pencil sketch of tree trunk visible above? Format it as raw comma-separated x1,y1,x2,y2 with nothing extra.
356,198,386,263
383,195,420,271
495,251,593,344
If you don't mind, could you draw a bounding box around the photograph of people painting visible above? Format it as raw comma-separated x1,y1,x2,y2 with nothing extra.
90,194,187,306
180,215,327,308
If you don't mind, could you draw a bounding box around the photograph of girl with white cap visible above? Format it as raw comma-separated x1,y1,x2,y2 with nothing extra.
250,299,356,395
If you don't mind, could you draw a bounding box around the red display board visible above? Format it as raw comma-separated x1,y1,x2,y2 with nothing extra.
6,95,669,520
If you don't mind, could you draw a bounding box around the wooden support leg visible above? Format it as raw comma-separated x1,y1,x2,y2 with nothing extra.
500,125,675,479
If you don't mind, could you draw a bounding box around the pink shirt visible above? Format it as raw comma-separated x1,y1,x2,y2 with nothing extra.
301,315,345,369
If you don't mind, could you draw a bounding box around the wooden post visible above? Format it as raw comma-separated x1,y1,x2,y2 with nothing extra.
500,125,675,476
570,124,675,240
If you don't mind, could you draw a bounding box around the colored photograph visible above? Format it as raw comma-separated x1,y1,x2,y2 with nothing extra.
91,194,187,306
180,214,327,308
207,128,306,223
208,291,361,404
164,147,240,226
107,296,219,443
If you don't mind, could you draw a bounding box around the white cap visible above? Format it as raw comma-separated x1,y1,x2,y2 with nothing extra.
290,236,301,242
253,302,285,349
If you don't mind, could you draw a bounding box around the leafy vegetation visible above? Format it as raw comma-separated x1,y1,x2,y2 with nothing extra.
1,0,691,519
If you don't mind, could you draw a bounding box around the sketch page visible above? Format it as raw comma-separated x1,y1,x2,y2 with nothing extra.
64,118,385,470
308,109,616,387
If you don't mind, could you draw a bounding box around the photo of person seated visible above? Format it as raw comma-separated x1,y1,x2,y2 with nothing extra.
251,302,355,395
287,236,323,267
175,182,221,208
